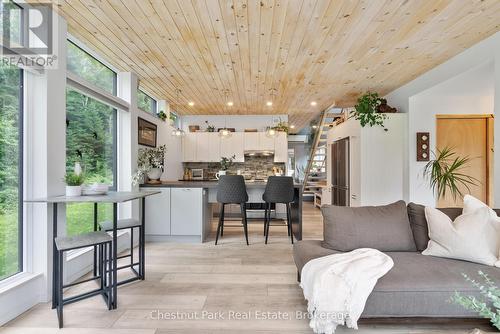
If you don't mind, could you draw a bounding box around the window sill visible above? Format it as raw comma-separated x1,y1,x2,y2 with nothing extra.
0,272,43,295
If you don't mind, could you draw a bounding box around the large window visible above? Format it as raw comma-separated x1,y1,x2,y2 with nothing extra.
137,89,157,114
0,63,23,280
66,41,117,236
67,41,116,95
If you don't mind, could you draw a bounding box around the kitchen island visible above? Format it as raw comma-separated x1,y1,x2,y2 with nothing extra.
140,181,302,243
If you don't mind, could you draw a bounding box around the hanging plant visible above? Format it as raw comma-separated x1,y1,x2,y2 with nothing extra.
351,92,387,130
423,146,478,201
157,110,167,121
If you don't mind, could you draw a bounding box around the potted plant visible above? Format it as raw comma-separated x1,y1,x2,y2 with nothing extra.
351,92,387,130
216,155,235,179
157,110,167,121
64,172,85,197
205,120,215,132
132,145,166,185
169,112,177,126
273,118,289,134
423,146,478,201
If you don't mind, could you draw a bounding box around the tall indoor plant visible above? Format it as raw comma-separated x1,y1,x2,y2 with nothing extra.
423,146,478,200
132,145,166,185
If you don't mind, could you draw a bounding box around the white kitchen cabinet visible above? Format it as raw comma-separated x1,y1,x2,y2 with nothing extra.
208,133,221,162
259,132,275,150
274,132,288,162
244,132,260,151
171,188,203,236
182,133,197,162
142,188,171,235
196,132,210,162
221,133,244,162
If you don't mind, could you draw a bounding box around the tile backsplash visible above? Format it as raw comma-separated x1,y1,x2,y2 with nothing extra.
183,156,285,180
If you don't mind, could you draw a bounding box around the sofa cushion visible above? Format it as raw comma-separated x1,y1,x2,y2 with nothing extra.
292,240,500,317
407,203,463,251
321,200,416,252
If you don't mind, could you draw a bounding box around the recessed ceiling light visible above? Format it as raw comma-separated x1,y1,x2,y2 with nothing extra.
310,101,317,106
188,101,194,106
290,125,296,129
227,101,233,107
266,101,273,106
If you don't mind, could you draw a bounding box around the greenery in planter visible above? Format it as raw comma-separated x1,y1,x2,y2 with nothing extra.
272,118,289,134
451,271,500,330
205,120,216,132
423,146,478,201
132,145,166,185
157,110,167,121
220,155,236,171
64,173,85,186
351,92,387,129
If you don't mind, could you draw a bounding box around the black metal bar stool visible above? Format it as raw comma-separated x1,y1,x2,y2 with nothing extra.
215,175,249,245
263,176,295,244
98,218,144,279
54,231,112,328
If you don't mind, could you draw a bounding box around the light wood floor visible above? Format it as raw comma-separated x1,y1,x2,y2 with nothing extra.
1,202,494,334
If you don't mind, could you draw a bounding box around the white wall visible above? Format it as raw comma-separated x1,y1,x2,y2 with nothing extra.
386,31,500,207
181,115,288,133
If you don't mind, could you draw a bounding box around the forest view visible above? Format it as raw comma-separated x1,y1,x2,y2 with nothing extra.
0,63,21,280
65,41,116,236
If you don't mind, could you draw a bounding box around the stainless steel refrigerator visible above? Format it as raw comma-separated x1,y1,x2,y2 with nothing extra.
331,137,350,206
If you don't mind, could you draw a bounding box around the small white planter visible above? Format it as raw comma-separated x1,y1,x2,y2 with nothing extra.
66,185,82,197
215,170,227,179
147,168,163,181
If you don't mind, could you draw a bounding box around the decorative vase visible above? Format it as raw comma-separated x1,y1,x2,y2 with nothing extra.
147,168,162,180
215,170,226,180
66,185,82,197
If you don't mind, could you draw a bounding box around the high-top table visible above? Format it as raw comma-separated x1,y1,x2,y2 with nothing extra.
25,191,160,309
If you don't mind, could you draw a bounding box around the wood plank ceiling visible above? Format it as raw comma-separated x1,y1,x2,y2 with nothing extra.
51,0,500,131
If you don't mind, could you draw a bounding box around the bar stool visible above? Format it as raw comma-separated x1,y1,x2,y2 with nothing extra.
99,218,143,278
263,176,295,244
54,231,112,328
215,175,249,245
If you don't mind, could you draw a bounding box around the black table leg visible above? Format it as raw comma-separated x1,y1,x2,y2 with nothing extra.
140,197,146,280
93,203,98,276
51,203,58,309
112,203,118,309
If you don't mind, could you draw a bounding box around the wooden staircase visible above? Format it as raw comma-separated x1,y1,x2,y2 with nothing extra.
302,108,345,199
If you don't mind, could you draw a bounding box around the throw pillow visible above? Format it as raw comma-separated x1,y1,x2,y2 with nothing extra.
423,206,499,266
321,200,417,252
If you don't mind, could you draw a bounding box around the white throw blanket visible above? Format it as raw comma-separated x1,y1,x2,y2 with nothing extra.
300,248,394,334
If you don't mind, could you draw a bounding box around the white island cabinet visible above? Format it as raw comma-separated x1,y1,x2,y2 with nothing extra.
141,187,209,242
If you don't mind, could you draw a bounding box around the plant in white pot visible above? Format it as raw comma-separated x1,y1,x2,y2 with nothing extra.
64,173,85,197
132,145,166,185
216,155,235,179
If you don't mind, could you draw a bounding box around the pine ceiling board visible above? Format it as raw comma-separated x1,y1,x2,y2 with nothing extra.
46,0,500,129
159,0,230,113
120,0,218,114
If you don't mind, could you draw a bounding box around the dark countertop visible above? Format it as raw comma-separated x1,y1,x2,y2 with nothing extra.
140,180,302,189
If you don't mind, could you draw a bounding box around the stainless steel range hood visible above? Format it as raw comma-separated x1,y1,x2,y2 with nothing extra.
244,150,274,157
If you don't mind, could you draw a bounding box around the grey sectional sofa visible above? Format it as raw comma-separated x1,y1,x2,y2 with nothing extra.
292,201,500,318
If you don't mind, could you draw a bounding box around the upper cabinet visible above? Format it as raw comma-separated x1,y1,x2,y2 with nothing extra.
259,133,275,150
221,133,244,162
182,131,287,163
274,132,288,163
182,133,197,162
243,133,260,151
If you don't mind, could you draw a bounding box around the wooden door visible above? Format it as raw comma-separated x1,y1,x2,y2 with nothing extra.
436,115,493,207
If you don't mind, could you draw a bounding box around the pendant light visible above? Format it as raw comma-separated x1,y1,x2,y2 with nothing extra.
219,90,232,138
266,88,277,137
171,88,185,136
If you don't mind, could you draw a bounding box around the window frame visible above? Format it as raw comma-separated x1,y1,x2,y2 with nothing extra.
137,89,157,115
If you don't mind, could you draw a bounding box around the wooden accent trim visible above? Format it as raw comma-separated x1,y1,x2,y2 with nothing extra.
487,117,494,206
436,114,494,119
